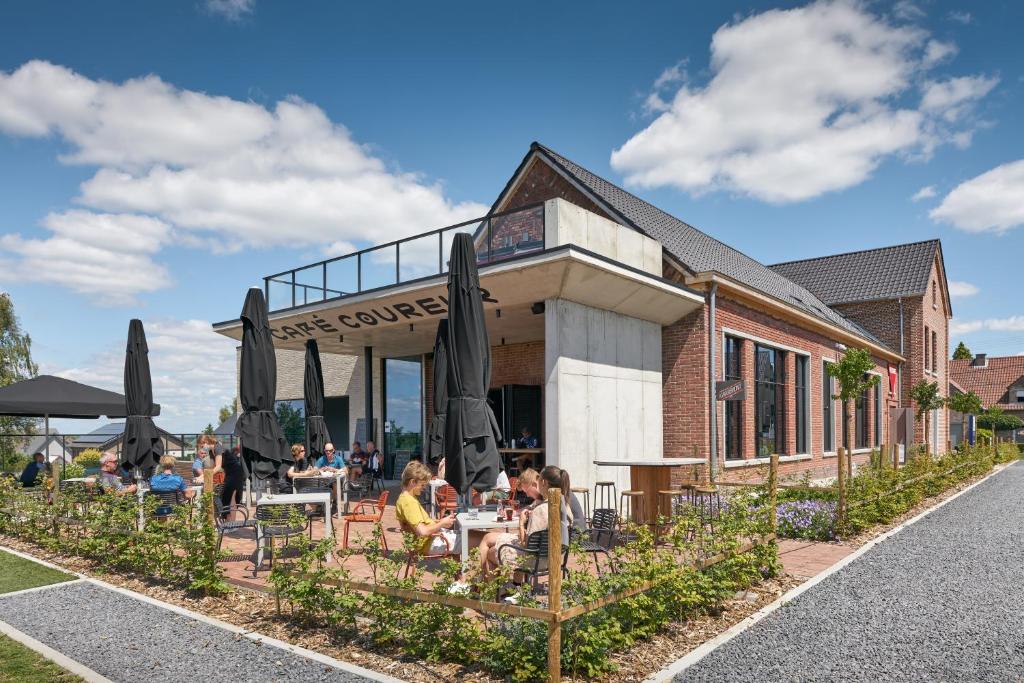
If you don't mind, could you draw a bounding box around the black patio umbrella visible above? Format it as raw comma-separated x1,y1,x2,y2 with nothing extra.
443,233,501,495
425,318,448,466
234,287,290,485
121,319,164,477
303,339,331,463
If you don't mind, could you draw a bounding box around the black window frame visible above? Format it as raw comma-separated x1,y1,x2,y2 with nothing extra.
795,355,808,454
755,344,786,457
855,374,870,450
823,360,834,452
724,336,743,461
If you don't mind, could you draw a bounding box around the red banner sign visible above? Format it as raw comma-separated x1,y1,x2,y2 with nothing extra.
888,363,898,396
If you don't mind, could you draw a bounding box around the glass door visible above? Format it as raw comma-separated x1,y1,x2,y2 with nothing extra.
383,357,423,476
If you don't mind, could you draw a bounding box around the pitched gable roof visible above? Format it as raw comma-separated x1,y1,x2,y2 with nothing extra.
950,356,1024,409
769,240,942,307
517,143,888,350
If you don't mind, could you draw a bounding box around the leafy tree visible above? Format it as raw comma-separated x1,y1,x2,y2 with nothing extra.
909,380,945,452
0,293,39,464
275,401,305,446
946,390,982,445
826,348,881,450
202,423,215,435
218,403,234,425
952,341,972,360
976,406,1024,432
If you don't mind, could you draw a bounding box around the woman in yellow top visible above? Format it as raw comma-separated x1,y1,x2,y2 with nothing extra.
395,461,458,555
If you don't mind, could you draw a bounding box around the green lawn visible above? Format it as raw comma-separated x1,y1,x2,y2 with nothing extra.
0,635,81,683
0,550,73,595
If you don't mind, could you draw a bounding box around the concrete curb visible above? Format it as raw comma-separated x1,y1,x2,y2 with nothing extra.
0,617,115,683
644,460,1018,683
0,578,84,598
0,544,407,683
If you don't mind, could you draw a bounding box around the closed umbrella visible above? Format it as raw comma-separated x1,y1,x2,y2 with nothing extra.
425,319,448,466
303,339,331,463
235,287,290,487
122,319,163,477
443,233,502,495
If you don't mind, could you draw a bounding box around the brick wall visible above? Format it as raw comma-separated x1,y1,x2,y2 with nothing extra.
500,157,607,217
663,307,709,459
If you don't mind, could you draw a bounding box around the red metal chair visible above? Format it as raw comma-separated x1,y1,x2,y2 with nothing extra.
339,490,390,550
434,484,459,514
399,522,454,578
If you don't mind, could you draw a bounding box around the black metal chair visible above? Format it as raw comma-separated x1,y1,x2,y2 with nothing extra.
292,475,336,533
567,526,614,576
144,490,186,520
589,508,618,548
497,529,568,594
212,483,256,553
253,503,308,576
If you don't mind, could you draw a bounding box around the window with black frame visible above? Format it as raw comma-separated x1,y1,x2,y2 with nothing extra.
755,345,785,457
874,382,882,446
823,360,834,452
724,336,743,460
795,355,808,453
855,375,870,449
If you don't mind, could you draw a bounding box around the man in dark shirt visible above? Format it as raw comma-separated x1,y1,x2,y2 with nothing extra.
19,452,46,487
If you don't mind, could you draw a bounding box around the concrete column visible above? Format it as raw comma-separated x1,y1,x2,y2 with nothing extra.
364,346,374,443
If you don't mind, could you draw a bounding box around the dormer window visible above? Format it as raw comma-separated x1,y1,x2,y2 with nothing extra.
1017,389,1024,403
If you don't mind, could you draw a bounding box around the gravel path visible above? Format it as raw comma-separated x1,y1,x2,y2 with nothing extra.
0,581,380,682
677,462,1024,683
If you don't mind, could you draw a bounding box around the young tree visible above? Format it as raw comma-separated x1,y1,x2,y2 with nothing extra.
218,403,234,425
202,423,215,435
0,293,39,463
909,380,945,453
827,348,881,450
946,390,982,446
951,341,972,360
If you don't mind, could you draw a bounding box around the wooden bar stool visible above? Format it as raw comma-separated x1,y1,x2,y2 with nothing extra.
618,490,646,528
656,489,685,542
677,482,697,507
571,487,590,522
693,485,722,534
594,481,617,516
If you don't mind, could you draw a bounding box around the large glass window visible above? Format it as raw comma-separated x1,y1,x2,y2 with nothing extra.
755,345,785,457
924,325,930,371
274,399,305,446
795,355,808,453
724,336,743,460
384,357,423,463
874,381,882,446
855,375,869,449
823,361,834,452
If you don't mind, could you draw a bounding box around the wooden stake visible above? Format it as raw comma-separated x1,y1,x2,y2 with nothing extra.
547,487,562,683
203,469,215,528
891,443,899,471
768,453,778,535
836,448,847,534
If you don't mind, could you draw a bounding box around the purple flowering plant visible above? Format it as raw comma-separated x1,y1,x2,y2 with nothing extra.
775,499,836,541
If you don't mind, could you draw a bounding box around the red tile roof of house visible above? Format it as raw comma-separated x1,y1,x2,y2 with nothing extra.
950,356,1024,410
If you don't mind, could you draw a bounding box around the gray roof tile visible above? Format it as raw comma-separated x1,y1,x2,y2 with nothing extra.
769,241,939,305
531,143,890,350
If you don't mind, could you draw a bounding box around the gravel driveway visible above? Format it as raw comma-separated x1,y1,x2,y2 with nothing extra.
677,461,1024,683
0,580,382,682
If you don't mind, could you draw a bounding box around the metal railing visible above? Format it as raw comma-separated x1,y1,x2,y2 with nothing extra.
263,202,546,311
0,433,238,479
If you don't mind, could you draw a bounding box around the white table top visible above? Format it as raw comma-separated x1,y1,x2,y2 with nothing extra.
592,458,708,467
257,492,332,505
429,479,447,488
456,511,519,531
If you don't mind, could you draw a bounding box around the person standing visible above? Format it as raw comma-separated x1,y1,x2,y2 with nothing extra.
19,452,46,488
219,444,246,513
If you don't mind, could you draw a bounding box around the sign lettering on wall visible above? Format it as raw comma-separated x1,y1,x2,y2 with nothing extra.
887,363,898,396
268,288,499,341
716,379,746,401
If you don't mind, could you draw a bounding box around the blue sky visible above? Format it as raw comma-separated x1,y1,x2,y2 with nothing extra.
1,0,1022,432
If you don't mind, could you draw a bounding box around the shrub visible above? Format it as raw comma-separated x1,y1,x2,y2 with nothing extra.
775,500,836,540
74,449,103,469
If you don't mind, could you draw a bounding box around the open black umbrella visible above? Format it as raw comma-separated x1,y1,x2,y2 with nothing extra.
425,319,448,466
122,319,163,477
303,339,331,463
443,233,501,495
235,287,290,486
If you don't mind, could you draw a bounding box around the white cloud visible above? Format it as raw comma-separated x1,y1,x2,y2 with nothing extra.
930,159,1024,233
51,319,237,432
948,280,979,297
0,61,487,303
0,211,172,305
911,185,936,201
947,11,972,25
644,60,688,114
205,0,254,21
893,1,924,21
610,0,998,204
950,316,1024,336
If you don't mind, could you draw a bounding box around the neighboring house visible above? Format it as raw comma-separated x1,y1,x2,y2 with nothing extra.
770,240,952,451
213,413,237,441
950,354,1024,443
68,422,187,459
23,428,72,463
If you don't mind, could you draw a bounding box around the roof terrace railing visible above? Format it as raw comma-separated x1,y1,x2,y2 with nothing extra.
263,202,546,312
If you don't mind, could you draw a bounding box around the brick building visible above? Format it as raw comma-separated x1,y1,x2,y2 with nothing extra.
215,142,952,487
950,354,1024,443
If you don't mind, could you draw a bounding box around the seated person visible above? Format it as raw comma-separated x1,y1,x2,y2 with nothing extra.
98,454,137,495
19,452,46,488
396,461,459,556
150,455,195,498
316,442,345,473
479,468,540,577
512,467,539,509
512,426,539,471
191,451,204,480
345,441,366,478
287,444,317,479
493,467,511,493
364,440,382,478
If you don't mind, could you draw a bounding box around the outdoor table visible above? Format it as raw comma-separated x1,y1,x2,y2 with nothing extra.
254,492,332,567
293,470,347,516
591,458,708,525
455,510,518,565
